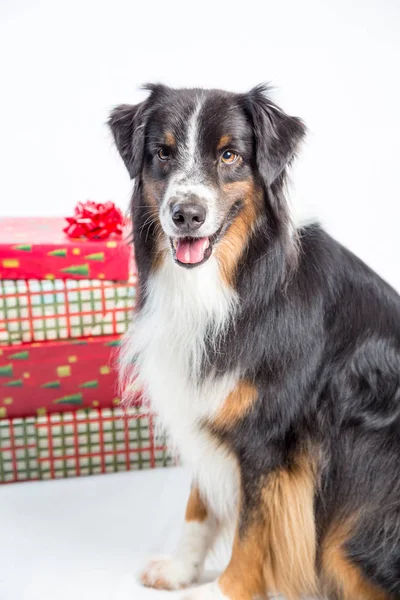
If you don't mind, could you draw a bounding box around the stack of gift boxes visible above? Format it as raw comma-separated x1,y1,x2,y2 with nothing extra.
0,216,170,483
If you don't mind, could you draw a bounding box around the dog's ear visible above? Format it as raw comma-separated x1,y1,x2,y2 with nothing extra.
108,84,164,179
108,103,147,179
245,84,306,187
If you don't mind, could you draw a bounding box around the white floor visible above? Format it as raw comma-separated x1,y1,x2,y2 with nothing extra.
0,467,225,600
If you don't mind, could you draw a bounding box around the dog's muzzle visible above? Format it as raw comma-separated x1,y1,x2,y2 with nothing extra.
167,197,212,267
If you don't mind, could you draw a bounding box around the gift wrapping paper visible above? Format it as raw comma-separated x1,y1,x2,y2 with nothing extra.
0,277,136,345
0,217,131,281
0,405,172,484
0,334,142,419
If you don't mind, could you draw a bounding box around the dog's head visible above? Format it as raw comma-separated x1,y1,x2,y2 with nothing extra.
109,84,305,272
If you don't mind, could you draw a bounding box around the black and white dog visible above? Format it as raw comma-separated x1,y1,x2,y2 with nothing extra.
109,84,400,600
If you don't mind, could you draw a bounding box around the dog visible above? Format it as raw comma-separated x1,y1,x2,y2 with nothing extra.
109,84,400,600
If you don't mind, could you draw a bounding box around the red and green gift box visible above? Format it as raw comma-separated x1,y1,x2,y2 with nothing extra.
0,405,172,483
0,216,131,281
0,334,141,419
0,212,169,483
0,217,137,346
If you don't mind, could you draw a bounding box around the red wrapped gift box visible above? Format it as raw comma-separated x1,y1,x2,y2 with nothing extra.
0,217,131,281
0,335,141,419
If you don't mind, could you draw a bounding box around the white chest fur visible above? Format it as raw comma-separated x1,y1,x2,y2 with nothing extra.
120,256,240,520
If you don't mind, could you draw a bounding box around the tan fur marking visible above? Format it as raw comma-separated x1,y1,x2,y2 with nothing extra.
219,455,317,600
262,456,317,599
142,179,167,271
216,180,262,286
151,245,167,272
185,485,208,523
217,135,232,150
212,380,257,430
164,131,176,147
219,524,265,600
142,178,160,210
322,522,389,600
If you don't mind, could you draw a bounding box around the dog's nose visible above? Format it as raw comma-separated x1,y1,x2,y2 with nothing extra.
171,202,206,232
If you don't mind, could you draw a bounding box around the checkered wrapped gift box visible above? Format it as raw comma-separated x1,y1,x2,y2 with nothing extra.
0,405,173,483
0,277,136,345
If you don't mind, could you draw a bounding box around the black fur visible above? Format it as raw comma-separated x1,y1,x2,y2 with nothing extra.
110,84,400,597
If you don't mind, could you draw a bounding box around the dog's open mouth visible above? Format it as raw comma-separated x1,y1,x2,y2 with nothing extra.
169,202,242,269
171,236,213,268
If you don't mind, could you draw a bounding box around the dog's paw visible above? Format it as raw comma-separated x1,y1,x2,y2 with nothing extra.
140,555,200,590
182,581,227,600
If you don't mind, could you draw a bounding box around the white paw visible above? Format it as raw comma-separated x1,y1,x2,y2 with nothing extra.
182,581,227,600
140,555,200,590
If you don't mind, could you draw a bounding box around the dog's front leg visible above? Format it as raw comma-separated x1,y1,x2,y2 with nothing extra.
140,484,217,590
182,504,266,600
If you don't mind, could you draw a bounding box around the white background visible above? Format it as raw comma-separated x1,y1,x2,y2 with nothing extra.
0,468,202,600
0,0,399,289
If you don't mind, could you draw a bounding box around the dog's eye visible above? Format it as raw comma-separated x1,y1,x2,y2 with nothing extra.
221,150,239,164
157,148,171,161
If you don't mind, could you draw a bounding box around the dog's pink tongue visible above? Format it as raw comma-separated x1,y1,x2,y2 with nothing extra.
176,237,209,264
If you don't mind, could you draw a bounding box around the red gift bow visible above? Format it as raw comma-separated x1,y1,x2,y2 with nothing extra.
64,201,125,240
